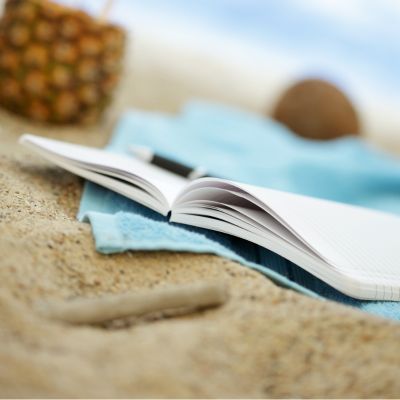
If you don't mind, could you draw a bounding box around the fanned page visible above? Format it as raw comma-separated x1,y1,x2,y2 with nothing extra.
171,178,400,300
19,135,400,300
19,134,188,215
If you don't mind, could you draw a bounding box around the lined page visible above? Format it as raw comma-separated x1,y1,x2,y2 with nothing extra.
239,182,400,285
20,134,187,208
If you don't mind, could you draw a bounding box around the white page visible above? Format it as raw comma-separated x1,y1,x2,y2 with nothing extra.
169,212,357,295
19,135,400,299
173,187,321,258
20,134,188,209
236,181,400,282
173,178,400,300
175,202,320,258
28,146,167,213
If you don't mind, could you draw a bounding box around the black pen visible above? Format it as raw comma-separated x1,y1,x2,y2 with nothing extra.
129,145,212,180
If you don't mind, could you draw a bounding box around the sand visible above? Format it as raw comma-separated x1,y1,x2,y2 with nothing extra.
1,35,400,398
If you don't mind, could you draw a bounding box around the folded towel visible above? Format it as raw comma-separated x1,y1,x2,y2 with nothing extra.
78,101,400,320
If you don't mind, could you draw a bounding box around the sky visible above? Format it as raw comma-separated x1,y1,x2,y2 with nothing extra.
61,0,400,104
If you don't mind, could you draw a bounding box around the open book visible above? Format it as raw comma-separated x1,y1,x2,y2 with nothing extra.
20,134,400,301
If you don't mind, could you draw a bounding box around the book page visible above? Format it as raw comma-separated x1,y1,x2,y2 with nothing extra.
20,134,188,211
173,178,400,299
237,182,400,284
173,186,321,258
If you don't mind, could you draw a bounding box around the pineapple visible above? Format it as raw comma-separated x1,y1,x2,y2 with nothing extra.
0,0,126,124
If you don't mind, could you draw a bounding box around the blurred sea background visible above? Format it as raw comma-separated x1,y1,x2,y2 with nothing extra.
60,0,400,148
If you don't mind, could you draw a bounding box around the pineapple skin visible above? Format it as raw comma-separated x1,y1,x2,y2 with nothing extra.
0,0,126,124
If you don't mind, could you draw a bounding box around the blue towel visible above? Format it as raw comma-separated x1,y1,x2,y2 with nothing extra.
78,101,400,320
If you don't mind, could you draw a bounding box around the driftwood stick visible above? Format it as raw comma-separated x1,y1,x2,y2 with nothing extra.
36,282,228,324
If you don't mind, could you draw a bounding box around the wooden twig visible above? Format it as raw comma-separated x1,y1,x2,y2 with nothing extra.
36,282,228,324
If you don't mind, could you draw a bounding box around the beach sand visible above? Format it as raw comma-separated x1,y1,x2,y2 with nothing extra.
1,35,400,398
